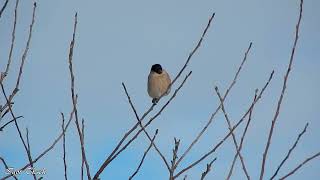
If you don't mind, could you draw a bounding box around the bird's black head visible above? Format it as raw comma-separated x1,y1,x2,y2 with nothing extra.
151,64,163,74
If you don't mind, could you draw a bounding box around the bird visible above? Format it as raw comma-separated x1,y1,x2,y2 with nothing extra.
147,64,171,104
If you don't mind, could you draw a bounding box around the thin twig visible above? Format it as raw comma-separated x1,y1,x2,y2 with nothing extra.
173,71,274,179
269,123,309,180
200,158,217,180
129,129,159,180
215,86,250,180
259,0,304,179
227,90,258,180
170,13,215,89
0,102,14,116
26,128,37,180
0,98,77,180
14,2,36,89
0,115,23,131
1,0,19,83
1,1,36,115
67,12,91,180
0,82,35,180
169,138,180,180
61,113,68,180
0,0,9,19
122,83,170,171
93,12,215,180
0,157,18,180
279,151,320,180
81,119,85,180
174,42,253,169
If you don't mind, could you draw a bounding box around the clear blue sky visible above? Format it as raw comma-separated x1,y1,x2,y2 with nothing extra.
0,0,319,179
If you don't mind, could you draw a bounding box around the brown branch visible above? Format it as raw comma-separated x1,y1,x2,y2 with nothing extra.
227,90,258,180
93,13,215,179
129,129,159,180
259,0,304,179
0,115,23,131
270,123,309,180
122,83,170,171
215,86,250,180
26,128,37,180
0,157,18,180
0,98,77,180
14,1,36,89
0,0,9,19
0,82,36,179
1,0,19,83
279,151,320,180
175,42,253,169
95,104,157,177
1,1,36,115
170,12,215,89
1,102,14,118
67,12,91,180
200,158,217,180
169,138,180,180
81,118,85,180
93,71,192,179
61,113,68,180
173,71,274,179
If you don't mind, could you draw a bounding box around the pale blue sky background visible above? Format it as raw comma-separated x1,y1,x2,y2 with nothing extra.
0,0,319,179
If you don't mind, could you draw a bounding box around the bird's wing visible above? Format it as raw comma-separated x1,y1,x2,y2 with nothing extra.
162,70,171,95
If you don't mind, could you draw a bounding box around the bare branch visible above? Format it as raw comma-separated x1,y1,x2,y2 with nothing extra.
129,129,159,180
0,0,9,19
227,90,258,179
61,113,68,180
279,151,320,180
67,12,91,180
81,118,85,180
259,0,304,179
1,0,19,83
1,98,77,180
122,83,170,171
175,42,253,169
173,71,274,179
215,86,250,180
169,138,180,180
1,1,36,115
0,115,23,131
1,102,14,119
26,128,37,180
15,2,36,89
270,123,309,180
0,157,18,180
170,12,215,88
0,82,35,179
200,158,217,180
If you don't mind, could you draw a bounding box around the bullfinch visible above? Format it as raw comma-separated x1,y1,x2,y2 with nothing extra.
147,64,171,104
